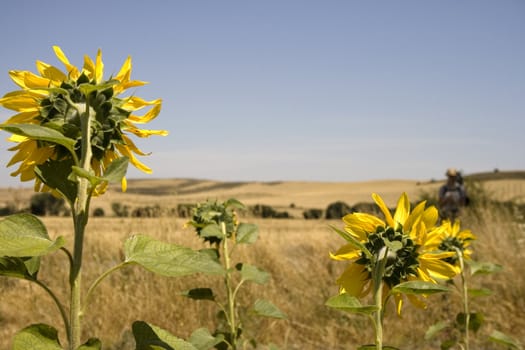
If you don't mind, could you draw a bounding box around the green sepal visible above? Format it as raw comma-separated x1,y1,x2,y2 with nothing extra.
424,321,450,340
251,299,287,319
181,288,215,301
132,321,198,350
35,158,78,203
13,323,63,350
467,260,503,276
0,256,40,280
235,223,258,244
77,338,102,350
200,224,225,239
488,330,523,349
0,123,76,155
124,234,225,277
238,263,270,284
188,328,224,350
0,214,65,257
224,198,245,209
77,80,118,96
390,281,450,295
325,293,379,315
100,156,129,183
330,225,372,259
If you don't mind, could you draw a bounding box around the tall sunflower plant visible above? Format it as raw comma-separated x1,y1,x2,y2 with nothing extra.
0,47,224,350
326,193,460,350
424,221,522,350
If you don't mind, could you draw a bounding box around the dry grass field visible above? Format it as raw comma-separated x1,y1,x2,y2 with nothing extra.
0,171,524,349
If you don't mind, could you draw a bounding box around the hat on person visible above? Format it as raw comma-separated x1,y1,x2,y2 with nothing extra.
446,168,458,177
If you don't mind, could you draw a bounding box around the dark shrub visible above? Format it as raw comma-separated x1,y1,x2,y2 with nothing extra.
111,202,130,217
303,208,323,219
251,204,291,219
30,193,67,216
325,201,352,219
93,208,105,217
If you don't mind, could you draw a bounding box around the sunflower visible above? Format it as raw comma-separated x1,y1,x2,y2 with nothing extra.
0,46,166,194
426,219,476,265
330,192,460,315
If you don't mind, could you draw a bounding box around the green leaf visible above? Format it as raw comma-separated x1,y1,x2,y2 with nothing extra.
188,328,224,350
468,260,503,276
181,288,215,301
330,225,372,259
0,123,76,154
124,235,225,277
77,338,102,350
390,281,450,295
456,312,484,333
252,299,287,319
0,256,39,280
200,224,225,239
239,263,270,284
424,321,450,340
132,321,198,350
489,330,523,350
236,223,259,244
101,156,129,183
468,288,493,297
325,293,379,315
77,80,118,96
0,214,65,257
13,323,63,350
35,158,78,203
224,198,245,209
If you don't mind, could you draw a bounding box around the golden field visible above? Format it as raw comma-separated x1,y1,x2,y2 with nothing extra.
0,172,524,349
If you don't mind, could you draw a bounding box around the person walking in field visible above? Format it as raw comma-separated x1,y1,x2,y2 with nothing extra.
438,168,468,222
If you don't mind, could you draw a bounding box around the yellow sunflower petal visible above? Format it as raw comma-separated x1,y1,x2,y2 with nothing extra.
0,91,40,112
393,192,410,228
127,102,162,124
36,60,67,83
121,96,162,111
114,144,152,174
53,46,79,79
95,48,103,83
83,55,96,79
336,263,371,298
330,243,361,261
4,111,40,124
372,193,394,228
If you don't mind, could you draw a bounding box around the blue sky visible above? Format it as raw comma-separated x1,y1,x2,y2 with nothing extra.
0,1,524,187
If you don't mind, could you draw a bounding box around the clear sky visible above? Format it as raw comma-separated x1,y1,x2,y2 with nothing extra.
0,0,524,187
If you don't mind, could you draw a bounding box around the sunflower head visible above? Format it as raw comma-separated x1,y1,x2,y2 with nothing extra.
186,199,241,245
435,220,477,265
331,192,459,314
0,46,167,197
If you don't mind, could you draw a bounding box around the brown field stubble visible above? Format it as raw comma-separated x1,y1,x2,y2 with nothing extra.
0,177,524,349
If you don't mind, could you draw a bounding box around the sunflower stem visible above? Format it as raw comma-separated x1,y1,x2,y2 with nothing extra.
372,246,388,350
69,99,94,350
455,247,470,350
222,221,238,350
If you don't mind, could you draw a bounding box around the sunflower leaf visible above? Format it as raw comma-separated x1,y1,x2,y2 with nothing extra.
488,330,523,349
330,225,372,259
424,321,451,340
0,123,76,154
12,324,63,350
132,321,198,350
181,288,215,301
236,223,258,244
390,281,450,295
77,338,102,350
468,260,503,276
325,293,379,315
188,328,224,350
35,158,78,203
0,214,65,257
239,263,270,284
468,288,493,297
251,299,287,319
0,256,40,280
124,234,225,277
101,156,129,183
